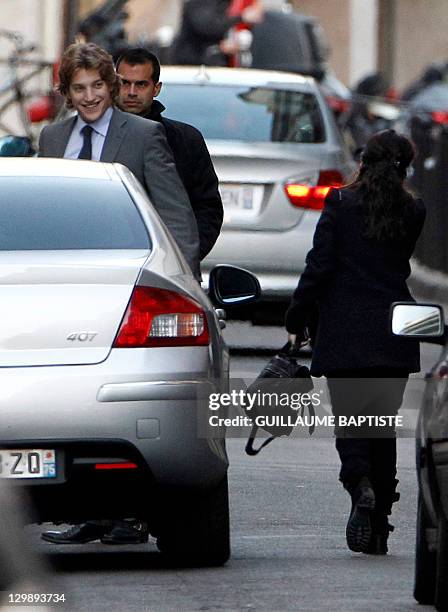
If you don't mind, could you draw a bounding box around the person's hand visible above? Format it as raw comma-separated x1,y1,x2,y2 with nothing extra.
241,3,264,25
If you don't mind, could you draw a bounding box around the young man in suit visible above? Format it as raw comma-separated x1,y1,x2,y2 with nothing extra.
39,43,201,547
116,47,223,261
38,42,200,277
43,49,225,546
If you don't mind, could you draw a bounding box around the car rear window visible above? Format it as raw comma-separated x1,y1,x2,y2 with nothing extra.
160,85,325,143
0,177,150,250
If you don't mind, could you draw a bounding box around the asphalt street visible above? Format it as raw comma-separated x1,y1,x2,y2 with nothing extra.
22,322,441,612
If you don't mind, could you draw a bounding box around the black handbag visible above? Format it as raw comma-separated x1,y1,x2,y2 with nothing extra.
244,341,315,456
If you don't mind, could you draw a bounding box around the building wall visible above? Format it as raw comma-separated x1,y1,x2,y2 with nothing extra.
2,0,42,49
1,0,62,59
0,0,62,136
290,0,352,84
127,0,180,41
394,0,448,90
349,0,378,86
79,0,180,41
292,0,448,91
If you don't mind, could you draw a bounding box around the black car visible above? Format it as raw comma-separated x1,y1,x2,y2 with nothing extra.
391,302,448,611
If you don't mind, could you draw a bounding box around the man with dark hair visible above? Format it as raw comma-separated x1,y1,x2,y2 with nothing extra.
116,47,223,261
39,42,200,276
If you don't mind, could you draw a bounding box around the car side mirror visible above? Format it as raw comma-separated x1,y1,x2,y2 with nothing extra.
0,136,34,157
390,302,445,343
208,265,261,307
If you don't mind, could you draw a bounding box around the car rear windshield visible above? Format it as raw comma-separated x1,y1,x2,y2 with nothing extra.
160,85,325,143
0,177,150,250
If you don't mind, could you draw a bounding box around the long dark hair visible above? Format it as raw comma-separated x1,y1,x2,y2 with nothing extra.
349,130,415,241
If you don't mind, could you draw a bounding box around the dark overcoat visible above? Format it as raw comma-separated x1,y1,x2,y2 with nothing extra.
144,101,223,260
285,187,426,376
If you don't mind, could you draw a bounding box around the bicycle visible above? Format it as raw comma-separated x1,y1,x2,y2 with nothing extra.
0,29,59,147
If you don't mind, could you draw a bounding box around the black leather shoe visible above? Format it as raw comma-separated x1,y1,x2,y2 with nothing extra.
101,522,148,545
41,523,109,544
346,477,376,553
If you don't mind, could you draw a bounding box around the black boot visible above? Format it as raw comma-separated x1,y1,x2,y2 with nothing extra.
346,476,376,553
365,481,400,555
364,513,395,555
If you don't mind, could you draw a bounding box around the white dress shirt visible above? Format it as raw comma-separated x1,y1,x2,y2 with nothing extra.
63,106,113,161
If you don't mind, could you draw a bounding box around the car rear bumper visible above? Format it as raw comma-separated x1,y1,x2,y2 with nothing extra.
0,349,229,513
12,434,227,523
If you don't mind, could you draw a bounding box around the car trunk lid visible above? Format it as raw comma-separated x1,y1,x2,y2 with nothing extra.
208,141,326,231
0,250,149,367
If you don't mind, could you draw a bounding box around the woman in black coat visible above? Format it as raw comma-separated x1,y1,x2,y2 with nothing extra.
286,130,425,555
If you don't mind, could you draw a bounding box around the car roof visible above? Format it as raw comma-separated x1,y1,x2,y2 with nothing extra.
161,66,317,91
0,158,120,180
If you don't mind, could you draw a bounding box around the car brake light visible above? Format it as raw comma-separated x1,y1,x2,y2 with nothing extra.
431,111,448,125
113,286,209,348
285,170,344,210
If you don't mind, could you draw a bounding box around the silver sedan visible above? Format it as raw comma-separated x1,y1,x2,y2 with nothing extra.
159,67,355,308
0,158,259,566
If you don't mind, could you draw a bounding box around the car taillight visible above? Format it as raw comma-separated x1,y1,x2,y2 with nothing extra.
113,286,209,348
431,111,448,125
284,170,344,210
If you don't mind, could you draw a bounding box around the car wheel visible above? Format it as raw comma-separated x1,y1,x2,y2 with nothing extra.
435,510,448,611
414,493,436,605
156,475,230,567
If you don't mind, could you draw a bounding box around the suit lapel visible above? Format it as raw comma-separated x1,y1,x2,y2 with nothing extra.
100,107,127,162
52,116,77,157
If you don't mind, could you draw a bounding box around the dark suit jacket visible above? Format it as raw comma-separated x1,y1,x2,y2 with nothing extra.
38,107,200,276
145,101,223,260
285,187,426,376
